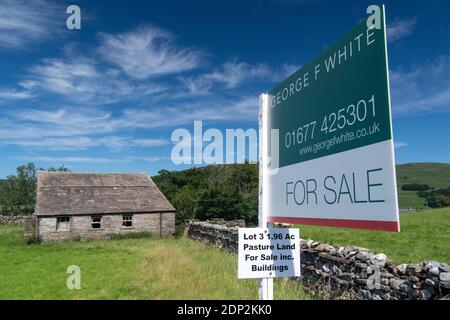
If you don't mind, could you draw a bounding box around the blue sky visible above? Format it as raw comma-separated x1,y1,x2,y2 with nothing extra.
1,0,450,178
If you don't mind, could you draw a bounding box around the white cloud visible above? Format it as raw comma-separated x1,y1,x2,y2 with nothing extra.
14,156,129,164
132,139,168,147
9,107,117,137
125,156,169,162
0,0,61,49
121,95,259,129
177,76,212,95
394,141,408,149
5,137,103,151
203,60,274,89
0,106,172,152
27,58,98,95
23,58,167,104
3,136,168,151
0,96,250,147
0,19,296,160
179,60,300,94
390,55,450,116
0,88,35,100
13,155,166,164
98,25,205,79
278,63,301,78
387,17,418,43
0,107,117,151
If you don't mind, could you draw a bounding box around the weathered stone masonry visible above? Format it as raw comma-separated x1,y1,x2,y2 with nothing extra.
31,171,176,242
186,219,244,253
37,212,175,242
185,220,450,300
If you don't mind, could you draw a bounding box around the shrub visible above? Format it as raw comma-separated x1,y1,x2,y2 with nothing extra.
25,235,41,245
175,224,186,238
152,163,258,226
418,186,450,208
401,183,431,191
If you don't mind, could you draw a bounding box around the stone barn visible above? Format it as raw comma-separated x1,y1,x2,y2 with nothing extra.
33,172,176,242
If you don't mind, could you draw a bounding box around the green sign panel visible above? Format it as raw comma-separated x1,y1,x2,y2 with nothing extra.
269,8,392,168
266,6,400,232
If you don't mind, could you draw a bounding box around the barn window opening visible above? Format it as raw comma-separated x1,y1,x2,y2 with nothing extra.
56,217,70,231
122,214,133,227
91,216,102,229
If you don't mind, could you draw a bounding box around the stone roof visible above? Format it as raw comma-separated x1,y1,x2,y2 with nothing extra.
35,172,176,216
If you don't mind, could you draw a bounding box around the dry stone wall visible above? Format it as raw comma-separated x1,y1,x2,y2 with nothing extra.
185,220,450,300
300,240,449,300
185,219,244,253
0,215,31,224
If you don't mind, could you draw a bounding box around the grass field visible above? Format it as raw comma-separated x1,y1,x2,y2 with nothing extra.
1,209,449,299
0,224,310,300
396,163,450,209
298,207,450,264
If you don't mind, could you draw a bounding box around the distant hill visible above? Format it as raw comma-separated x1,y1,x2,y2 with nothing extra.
1,162,448,217
396,163,450,209
152,162,450,221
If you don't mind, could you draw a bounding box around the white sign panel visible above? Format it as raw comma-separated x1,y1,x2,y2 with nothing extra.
238,228,301,279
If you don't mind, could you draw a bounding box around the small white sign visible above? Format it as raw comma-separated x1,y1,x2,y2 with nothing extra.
238,228,301,279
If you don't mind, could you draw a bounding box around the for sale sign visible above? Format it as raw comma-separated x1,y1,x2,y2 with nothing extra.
266,5,400,232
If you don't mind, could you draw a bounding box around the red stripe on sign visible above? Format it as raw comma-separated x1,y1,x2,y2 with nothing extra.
267,216,400,232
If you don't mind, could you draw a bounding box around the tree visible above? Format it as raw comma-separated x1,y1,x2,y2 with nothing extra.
171,185,200,224
418,186,450,208
401,183,430,191
195,184,246,221
152,163,260,226
1,163,37,215
0,163,70,215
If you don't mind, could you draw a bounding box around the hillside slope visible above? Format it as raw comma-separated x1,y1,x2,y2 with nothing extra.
153,163,450,219
396,163,450,209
